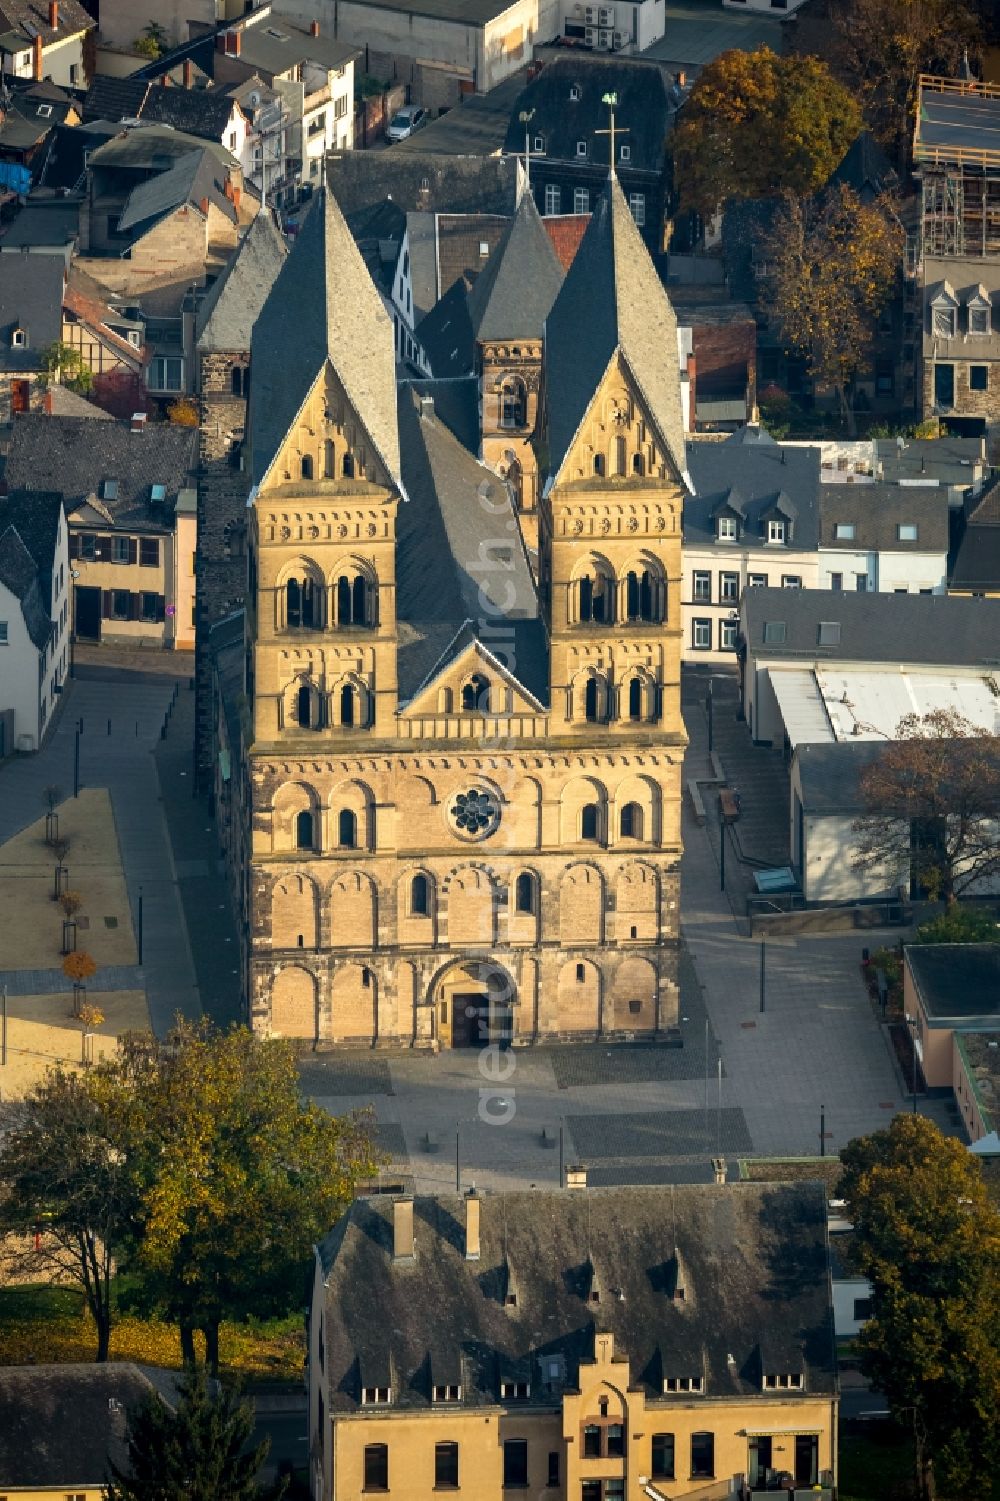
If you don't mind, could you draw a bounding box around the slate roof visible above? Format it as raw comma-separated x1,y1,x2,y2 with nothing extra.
906,945,1000,1023
0,0,93,46
875,435,986,487
0,1363,163,1489
402,377,480,456
436,212,509,300
0,252,64,372
405,210,438,324
231,15,358,77
395,386,544,704
136,84,240,143
0,196,80,250
37,120,118,191
950,479,1000,591
330,0,523,20
249,188,400,487
316,1182,837,1414
818,484,949,554
503,57,671,175
327,151,519,221
826,130,898,201
794,740,889,816
45,384,113,418
87,124,236,174
4,414,199,531
413,276,476,378
82,75,149,124
742,586,1000,667
117,148,236,234
545,175,686,487
467,188,564,343
196,207,287,352
0,520,50,651
684,434,821,550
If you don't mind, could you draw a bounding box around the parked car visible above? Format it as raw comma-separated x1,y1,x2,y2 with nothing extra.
386,106,427,141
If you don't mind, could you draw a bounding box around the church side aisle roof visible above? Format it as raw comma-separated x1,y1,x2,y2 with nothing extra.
249,189,400,488
544,175,687,487
467,188,565,343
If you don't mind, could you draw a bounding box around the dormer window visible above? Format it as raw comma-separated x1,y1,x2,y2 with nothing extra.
501,1380,530,1399
767,518,786,544
570,84,581,101
620,143,631,162
11,328,27,348
362,1386,391,1405
763,1373,804,1391
968,289,992,334
101,480,119,501
664,1376,704,1394
533,134,545,152
433,1384,461,1402
717,514,737,541
576,139,588,158
932,300,957,338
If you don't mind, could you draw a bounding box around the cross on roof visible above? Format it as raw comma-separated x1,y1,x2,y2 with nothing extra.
596,91,629,178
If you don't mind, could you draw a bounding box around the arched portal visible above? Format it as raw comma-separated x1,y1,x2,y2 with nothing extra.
432,959,516,1050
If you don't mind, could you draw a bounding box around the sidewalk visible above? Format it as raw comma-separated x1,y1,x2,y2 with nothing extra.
680,693,909,1159
0,677,201,1035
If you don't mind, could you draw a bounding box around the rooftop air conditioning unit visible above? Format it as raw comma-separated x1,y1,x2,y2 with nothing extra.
585,25,597,43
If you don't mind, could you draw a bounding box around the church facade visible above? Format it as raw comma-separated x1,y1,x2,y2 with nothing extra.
237,178,688,1048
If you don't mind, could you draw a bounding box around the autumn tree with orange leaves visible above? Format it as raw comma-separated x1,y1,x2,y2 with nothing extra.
672,47,861,219
762,185,902,434
851,709,1000,902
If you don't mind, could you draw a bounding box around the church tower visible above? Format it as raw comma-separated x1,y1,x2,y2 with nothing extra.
470,186,564,556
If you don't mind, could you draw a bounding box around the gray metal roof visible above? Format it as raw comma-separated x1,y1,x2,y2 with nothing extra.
326,150,519,221
249,188,400,487
467,187,564,342
0,521,50,651
544,174,686,486
316,1182,837,1414
742,586,1000,667
503,55,671,176
321,0,522,22
906,944,1000,1022
196,207,287,352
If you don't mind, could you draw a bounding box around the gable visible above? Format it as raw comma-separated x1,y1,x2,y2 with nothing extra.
554,351,686,491
261,363,397,496
402,636,545,718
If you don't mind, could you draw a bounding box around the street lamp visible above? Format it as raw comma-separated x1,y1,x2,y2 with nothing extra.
518,109,535,185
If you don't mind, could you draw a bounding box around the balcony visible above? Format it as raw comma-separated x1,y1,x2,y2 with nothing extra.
743,1478,834,1500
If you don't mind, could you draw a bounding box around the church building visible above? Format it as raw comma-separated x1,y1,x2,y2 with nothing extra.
236,170,688,1047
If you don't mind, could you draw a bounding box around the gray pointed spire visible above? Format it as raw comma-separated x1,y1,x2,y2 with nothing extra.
249,187,400,487
467,190,564,344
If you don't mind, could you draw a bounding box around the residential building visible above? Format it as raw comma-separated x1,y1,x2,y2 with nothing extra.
3,410,200,650
817,483,949,595
227,176,686,1045
682,429,822,665
194,207,287,785
0,1363,172,1499
904,945,1000,1137
504,56,671,250
559,0,665,51
921,259,1000,426
0,488,69,754
0,251,64,421
0,77,80,193
950,478,1000,597
308,1182,838,1501
94,0,250,52
61,265,149,416
211,9,358,200
81,76,252,167
0,0,94,91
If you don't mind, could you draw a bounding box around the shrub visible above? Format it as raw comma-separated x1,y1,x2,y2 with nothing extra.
915,907,1000,945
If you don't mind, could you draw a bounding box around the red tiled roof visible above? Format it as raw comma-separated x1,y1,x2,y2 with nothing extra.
543,213,590,272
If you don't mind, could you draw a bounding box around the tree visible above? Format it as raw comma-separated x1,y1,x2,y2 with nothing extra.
840,1116,1000,1499
104,1364,286,1501
167,397,199,427
0,1068,138,1360
132,19,168,61
672,47,862,219
851,709,1000,902
38,341,94,395
762,185,902,433
833,0,979,168
123,1021,383,1372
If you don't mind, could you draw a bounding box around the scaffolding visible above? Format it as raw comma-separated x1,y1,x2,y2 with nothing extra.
914,76,1000,261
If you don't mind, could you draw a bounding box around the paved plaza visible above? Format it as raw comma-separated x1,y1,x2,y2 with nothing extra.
0,668,938,1189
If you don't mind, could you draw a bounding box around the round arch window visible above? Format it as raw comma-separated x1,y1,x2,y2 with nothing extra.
447,785,501,840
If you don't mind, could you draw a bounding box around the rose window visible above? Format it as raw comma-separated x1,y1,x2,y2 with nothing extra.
448,786,501,840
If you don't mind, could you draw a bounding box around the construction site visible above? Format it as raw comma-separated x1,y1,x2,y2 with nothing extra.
914,74,1000,260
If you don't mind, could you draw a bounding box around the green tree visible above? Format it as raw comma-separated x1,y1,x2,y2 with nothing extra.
123,1021,382,1372
38,341,94,395
672,47,862,219
851,709,1000,902
841,1116,1000,1499
104,1364,286,1501
833,0,979,168
762,185,902,433
0,1068,138,1360
132,20,168,60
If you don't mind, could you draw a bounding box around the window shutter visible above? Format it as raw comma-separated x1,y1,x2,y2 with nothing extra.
156,595,166,622
128,538,138,565
130,593,142,621
102,591,113,619
68,533,80,559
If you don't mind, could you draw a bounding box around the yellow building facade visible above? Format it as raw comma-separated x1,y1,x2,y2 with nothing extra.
242,179,688,1047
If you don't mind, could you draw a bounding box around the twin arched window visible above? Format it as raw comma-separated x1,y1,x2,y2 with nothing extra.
578,570,613,625
462,674,491,713
286,576,319,628
625,569,658,622
573,563,664,627
336,571,372,627
500,377,527,429
283,569,376,630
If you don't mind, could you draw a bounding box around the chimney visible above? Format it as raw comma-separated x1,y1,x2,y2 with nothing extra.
565,1165,587,1190
232,185,241,212
44,389,53,415
200,196,210,216
419,394,435,421
223,28,240,56
48,0,58,29
32,33,43,80
465,1189,480,1262
131,411,147,433
392,1196,414,1261
310,18,320,35
712,1156,727,1186
183,58,193,88
160,73,170,87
